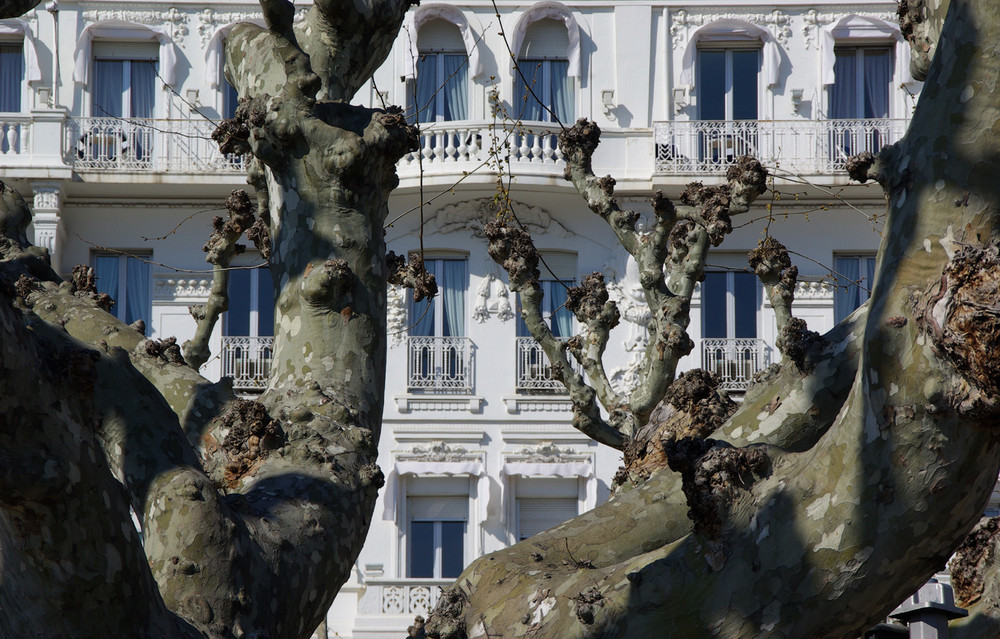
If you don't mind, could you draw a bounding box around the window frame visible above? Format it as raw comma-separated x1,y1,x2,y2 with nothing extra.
89,41,160,119
407,253,468,338
828,45,893,119
0,38,26,113
833,253,877,322
408,18,469,124
696,46,761,121
402,476,473,579
90,251,151,325
700,269,759,340
223,259,274,338
509,477,582,544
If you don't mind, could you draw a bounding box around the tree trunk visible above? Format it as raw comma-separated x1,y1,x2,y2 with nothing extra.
422,2,1000,637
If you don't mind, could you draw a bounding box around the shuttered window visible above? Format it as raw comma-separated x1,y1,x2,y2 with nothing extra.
518,19,569,59
517,498,578,540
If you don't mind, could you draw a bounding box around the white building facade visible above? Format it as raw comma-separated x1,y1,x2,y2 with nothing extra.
0,1,917,636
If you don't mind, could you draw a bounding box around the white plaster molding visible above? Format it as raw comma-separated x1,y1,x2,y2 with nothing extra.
801,9,896,50
394,395,484,413
397,441,483,464
472,272,514,323
387,284,407,346
31,184,61,211
198,6,306,45
504,441,590,465
153,275,212,301
428,198,571,239
82,6,189,38
605,257,649,396
765,9,791,46
794,280,834,300
502,395,573,414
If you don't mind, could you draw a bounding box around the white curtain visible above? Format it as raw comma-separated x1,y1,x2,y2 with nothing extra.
0,44,22,112
442,259,465,337
442,54,468,120
550,60,573,124
828,52,856,119
124,256,149,325
92,59,123,118
415,55,437,123
834,257,860,322
863,50,890,118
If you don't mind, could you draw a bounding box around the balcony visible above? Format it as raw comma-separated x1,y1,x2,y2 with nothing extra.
67,117,246,173
221,336,273,392
354,578,452,639
653,118,908,175
0,116,30,158
396,121,565,181
406,336,474,392
515,336,571,393
701,338,770,392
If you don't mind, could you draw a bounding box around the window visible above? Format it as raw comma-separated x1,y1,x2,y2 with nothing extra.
834,255,876,322
91,42,158,119
702,271,758,340
515,18,574,123
225,265,274,338
829,47,891,119
698,48,759,121
87,41,158,164
513,478,579,542
409,257,466,338
409,19,468,123
92,253,150,325
408,494,467,578
0,41,23,112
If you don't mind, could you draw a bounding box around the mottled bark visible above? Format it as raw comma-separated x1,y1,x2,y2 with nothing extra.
424,2,1000,637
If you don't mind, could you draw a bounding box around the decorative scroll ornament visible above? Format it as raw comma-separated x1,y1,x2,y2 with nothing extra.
152,276,212,301
429,198,571,239
505,442,590,465
397,441,481,464
387,284,407,346
671,9,789,47
83,6,190,37
197,7,307,45
800,10,896,50
32,188,61,211
794,280,834,300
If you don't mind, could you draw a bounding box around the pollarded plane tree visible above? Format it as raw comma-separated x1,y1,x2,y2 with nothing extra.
0,0,427,635
415,0,1000,637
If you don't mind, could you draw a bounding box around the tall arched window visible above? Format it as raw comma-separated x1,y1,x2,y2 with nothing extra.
515,18,574,123
409,19,468,123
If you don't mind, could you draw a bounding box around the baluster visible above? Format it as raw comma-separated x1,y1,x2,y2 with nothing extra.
421,131,433,162
6,123,18,155
433,132,445,162
466,128,479,160
542,134,554,163
530,134,543,163
443,129,456,161
456,128,468,161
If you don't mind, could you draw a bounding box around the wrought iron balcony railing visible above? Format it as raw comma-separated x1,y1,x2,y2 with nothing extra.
67,117,246,173
701,338,770,392
515,336,571,393
653,118,908,175
406,336,473,392
221,336,273,392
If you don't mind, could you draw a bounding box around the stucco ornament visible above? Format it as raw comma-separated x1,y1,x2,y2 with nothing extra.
473,270,515,323
430,198,571,239
606,256,650,395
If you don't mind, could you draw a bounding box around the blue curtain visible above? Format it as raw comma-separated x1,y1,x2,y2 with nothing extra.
257,268,275,337
550,283,572,338
409,295,435,336
828,51,857,119
93,255,120,310
441,260,465,337
130,60,156,118
415,55,438,123
442,54,468,120
514,60,544,121
549,60,573,124
835,257,860,322
93,60,124,118
0,44,22,112
863,50,890,119
124,256,149,325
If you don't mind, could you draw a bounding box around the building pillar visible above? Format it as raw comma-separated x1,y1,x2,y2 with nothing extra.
31,182,65,275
